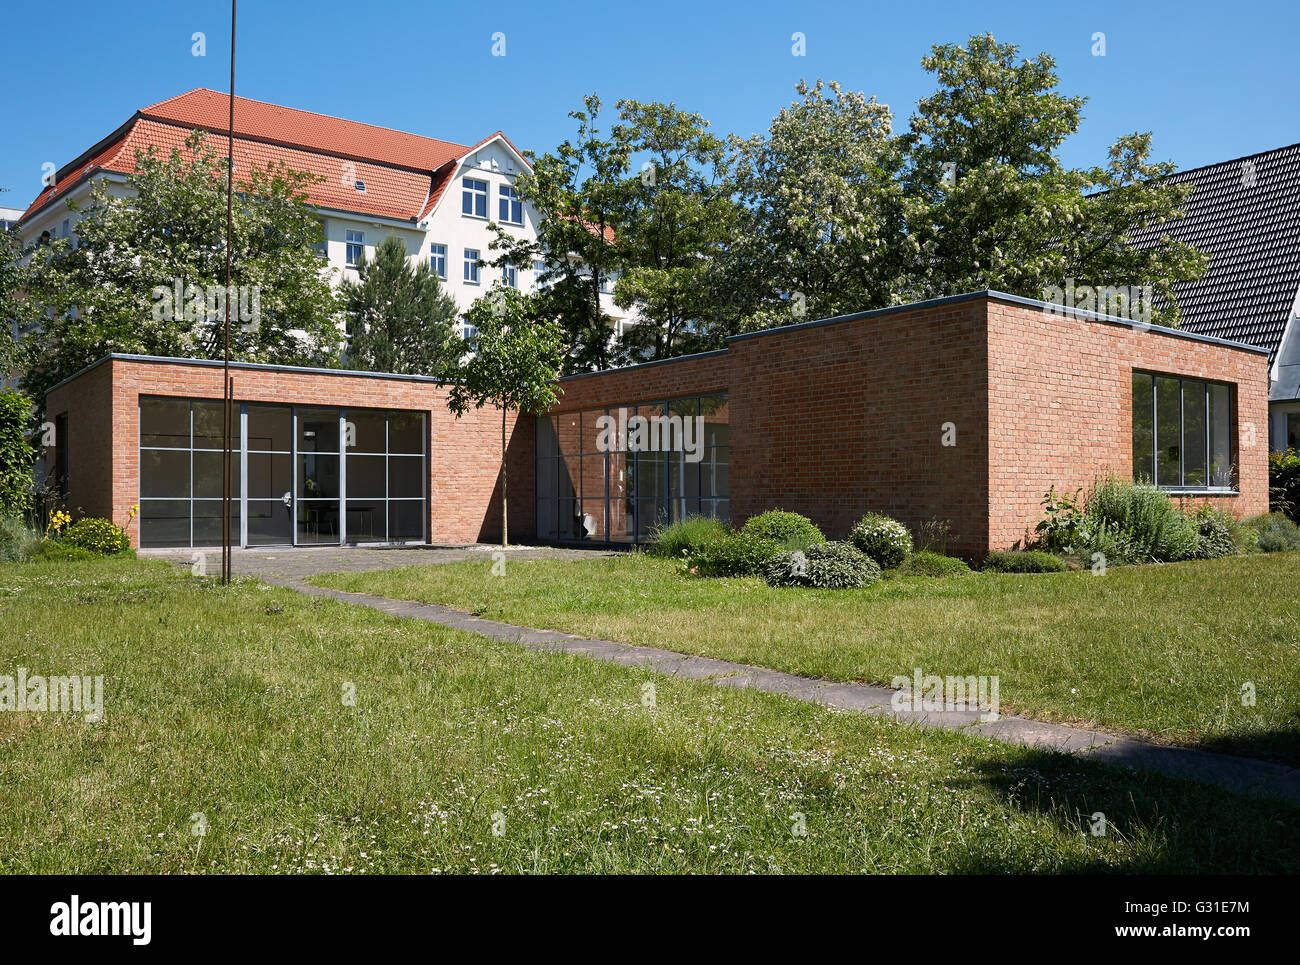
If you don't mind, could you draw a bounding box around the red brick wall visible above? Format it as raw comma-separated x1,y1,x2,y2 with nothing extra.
986,299,1270,550
44,357,532,547
45,359,115,523
546,295,1269,559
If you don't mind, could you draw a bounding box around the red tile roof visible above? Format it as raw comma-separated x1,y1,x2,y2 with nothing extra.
22,89,527,224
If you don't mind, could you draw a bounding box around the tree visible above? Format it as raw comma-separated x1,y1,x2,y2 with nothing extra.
0,389,35,518
726,80,911,326
487,95,628,375
901,33,1206,323
18,130,343,401
446,286,564,547
490,95,737,370
608,99,738,362
342,234,461,374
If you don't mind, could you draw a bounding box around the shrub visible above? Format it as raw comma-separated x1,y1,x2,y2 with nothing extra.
1269,449,1300,523
29,542,98,563
61,517,131,555
914,518,953,554
1082,476,1198,563
683,530,781,577
764,541,881,589
649,515,728,558
1187,506,1240,560
1033,486,1085,551
848,513,913,568
0,517,44,562
739,510,826,548
899,550,971,577
0,390,36,519
983,550,1067,573
1248,513,1300,553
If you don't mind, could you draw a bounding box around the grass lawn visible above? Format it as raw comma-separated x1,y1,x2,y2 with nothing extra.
313,552,1300,766
0,557,1295,873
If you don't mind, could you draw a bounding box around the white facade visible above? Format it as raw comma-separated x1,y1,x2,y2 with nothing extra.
19,138,636,344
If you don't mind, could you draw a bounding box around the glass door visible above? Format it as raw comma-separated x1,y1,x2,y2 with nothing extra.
244,404,294,545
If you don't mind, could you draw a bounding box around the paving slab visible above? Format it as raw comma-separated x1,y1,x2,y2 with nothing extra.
970,717,1115,753
1081,739,1295,800
707,669,825,695
807,682,897,713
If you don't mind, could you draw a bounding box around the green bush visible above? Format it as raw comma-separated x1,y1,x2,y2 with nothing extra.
649,515,728,558
0,517,44,562
848,513,913,568
0,390,36,519
61,517,131,555
983,550,1067,573
1269,449,1300,523
1248,513,1300,553
739,510,826,548
29,542,98,563
1189,507,1239,560
683,531,781,577
764,541,881,589
1033,486,1085,551
899,550,971,577
1081,476,1198,563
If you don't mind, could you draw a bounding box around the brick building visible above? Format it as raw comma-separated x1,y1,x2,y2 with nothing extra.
45,291,1269,559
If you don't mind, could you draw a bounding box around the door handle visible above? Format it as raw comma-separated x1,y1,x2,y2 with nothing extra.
281,491,291,508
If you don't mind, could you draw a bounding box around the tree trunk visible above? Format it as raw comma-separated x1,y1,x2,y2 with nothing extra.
501,406,508,549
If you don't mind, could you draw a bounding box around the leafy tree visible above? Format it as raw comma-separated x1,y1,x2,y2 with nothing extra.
487,95,628,375
607,99,737,361
18,130,343,401
0,188,27,376
727,80,912,326
490,95,737,370
0,389,35,518
342,234,461,374
446,286,564,546
901,33,1206,323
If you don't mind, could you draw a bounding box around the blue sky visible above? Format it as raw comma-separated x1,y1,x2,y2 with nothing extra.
3,0,1297,212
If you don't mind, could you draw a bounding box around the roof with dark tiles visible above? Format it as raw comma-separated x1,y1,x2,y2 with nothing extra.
1129,142,1300,363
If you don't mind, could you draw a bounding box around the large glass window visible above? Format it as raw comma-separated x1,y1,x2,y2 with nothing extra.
535,393,729,544
462,178,488,218
1132,372,1233,490
139,399,426,548
139,398,237,547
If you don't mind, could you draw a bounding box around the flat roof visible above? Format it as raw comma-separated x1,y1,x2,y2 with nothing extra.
46,288,1270,398
44,353,448,397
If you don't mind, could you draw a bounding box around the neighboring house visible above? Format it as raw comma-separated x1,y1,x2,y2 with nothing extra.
1130,141,1300,452
16,88,636,340
0,206,23,233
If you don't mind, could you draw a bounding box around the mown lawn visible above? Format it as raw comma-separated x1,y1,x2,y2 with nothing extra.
313,552,1300,765
0,556,1295,873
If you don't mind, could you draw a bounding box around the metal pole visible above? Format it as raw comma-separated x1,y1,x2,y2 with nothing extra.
222,0,236,584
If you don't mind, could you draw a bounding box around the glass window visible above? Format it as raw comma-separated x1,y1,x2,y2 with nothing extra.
498,184,523,224
140,398,190,448
464,248,480,284
462,178,488,218
1134,372,1233,490
1287,412,1300,451
345,230,365,267
246,405,291,451
429,243,447,280
1131,373,1154,483
502,264,518,288
346,409,387,453
387,411,424,453
298,408,339,453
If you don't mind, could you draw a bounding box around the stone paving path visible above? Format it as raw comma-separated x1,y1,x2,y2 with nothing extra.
143,545,1300,806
